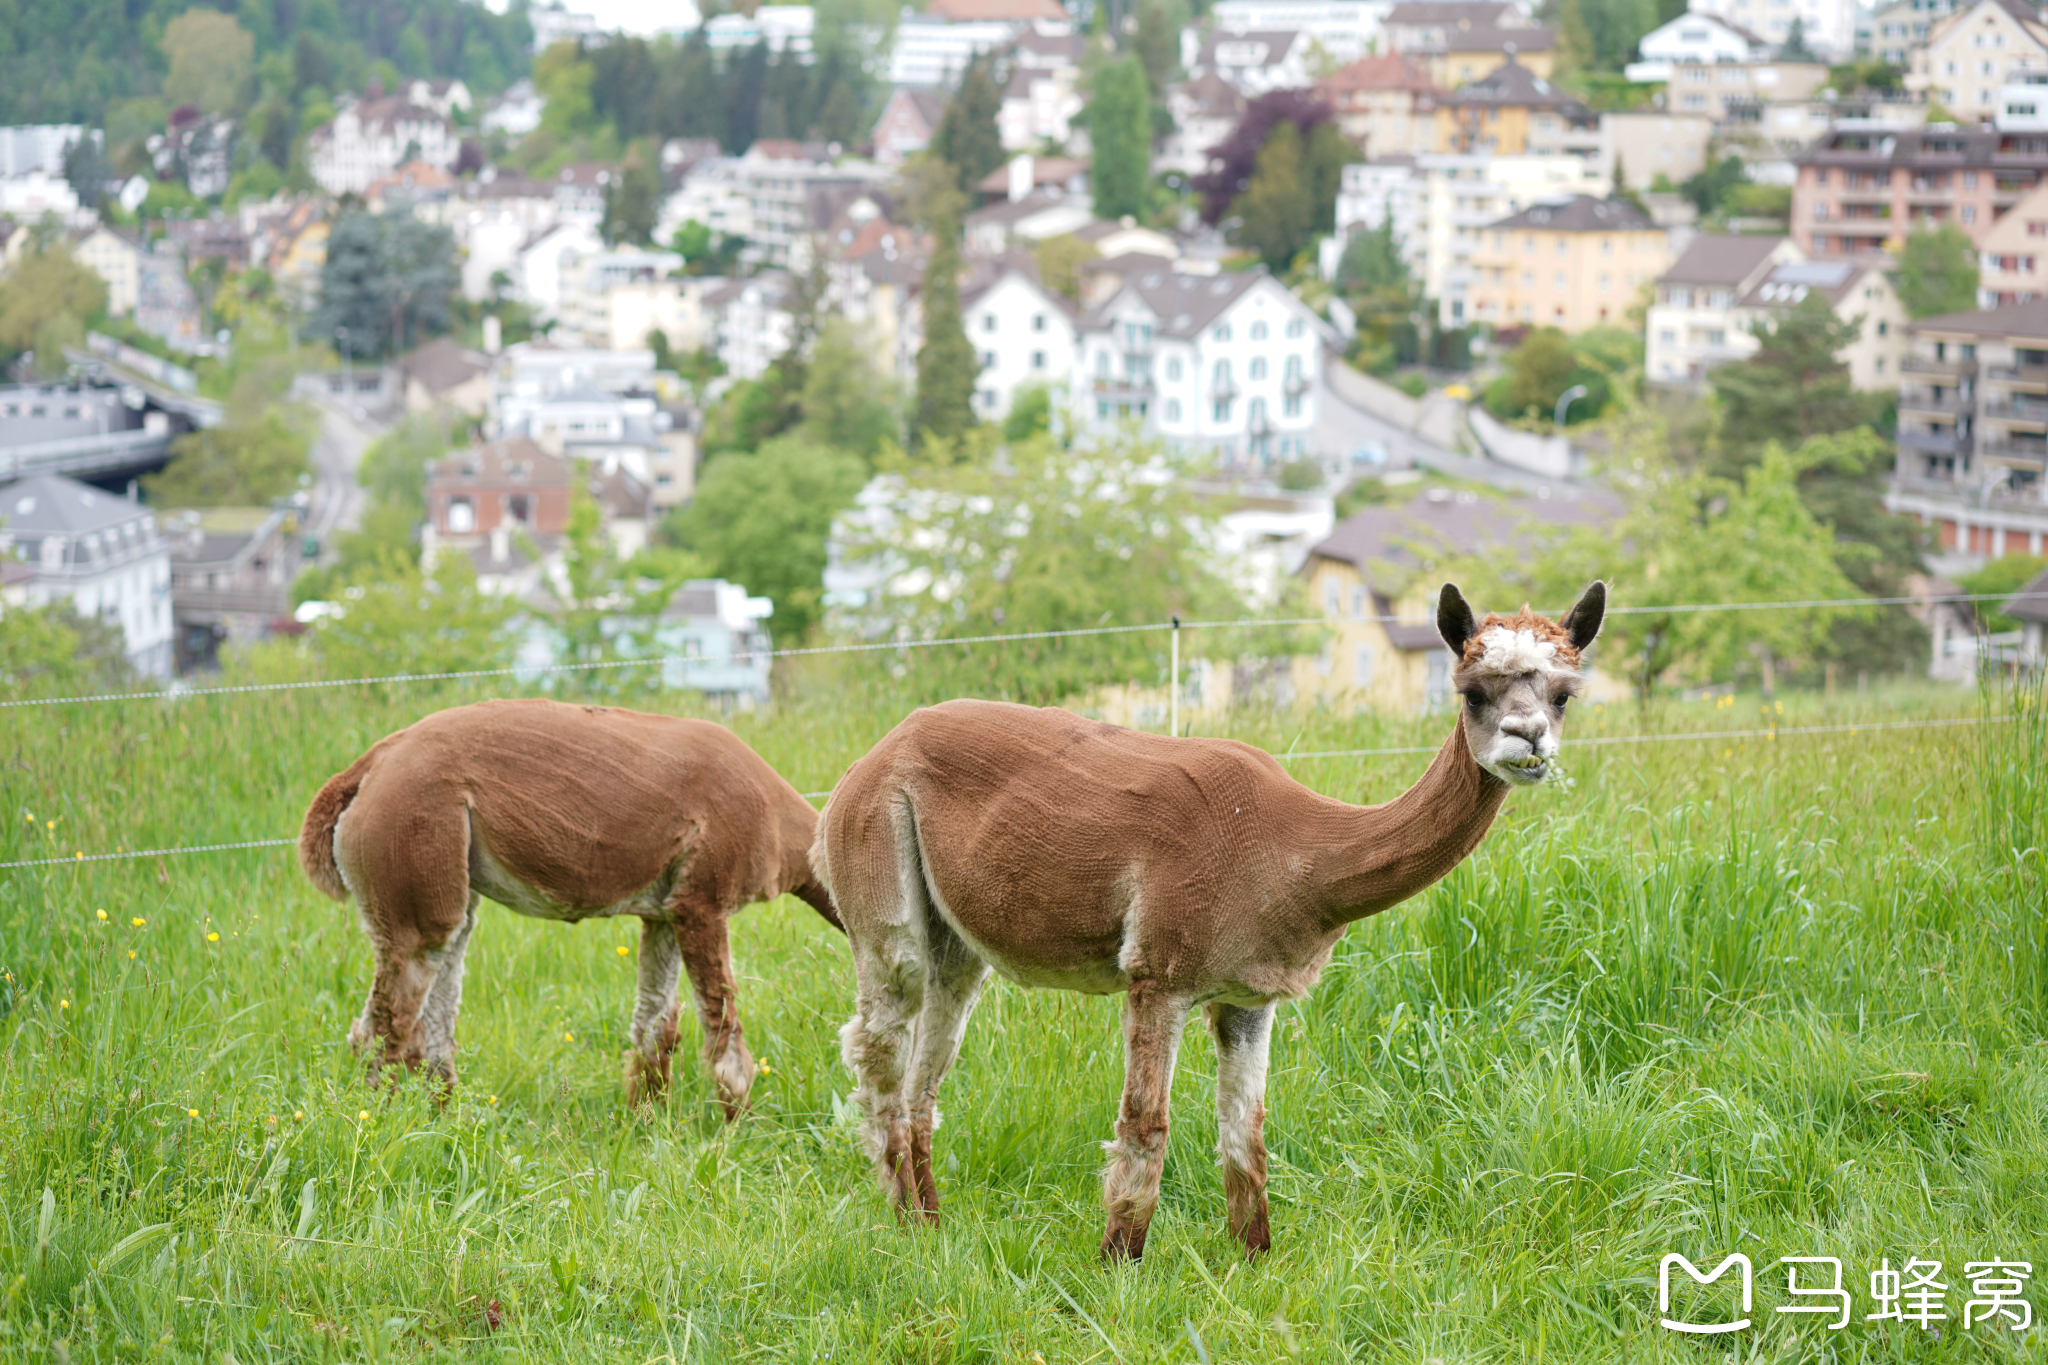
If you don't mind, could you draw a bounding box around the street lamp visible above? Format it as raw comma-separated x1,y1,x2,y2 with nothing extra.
1554,383,1588,429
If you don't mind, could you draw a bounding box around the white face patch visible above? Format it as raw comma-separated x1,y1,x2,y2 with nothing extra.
1471,624,1574,681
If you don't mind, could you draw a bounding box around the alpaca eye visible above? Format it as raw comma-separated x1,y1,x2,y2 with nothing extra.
1463,690,1487,710
1554,694,1570,710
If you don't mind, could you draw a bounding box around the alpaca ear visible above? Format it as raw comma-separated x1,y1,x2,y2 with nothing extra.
1437,583,1479,655
1561,580,1607,654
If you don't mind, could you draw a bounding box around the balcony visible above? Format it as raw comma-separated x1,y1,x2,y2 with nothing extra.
1902,355,1979,376
1983,399,2048,425
1837,185,1892,202
1827,218,1894,235
1898,428,1972,455
1978,436,2048,463
1898,390,1970,416
1984,362,2048,385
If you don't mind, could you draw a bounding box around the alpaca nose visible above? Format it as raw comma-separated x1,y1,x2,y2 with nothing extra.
1499,713,1547,746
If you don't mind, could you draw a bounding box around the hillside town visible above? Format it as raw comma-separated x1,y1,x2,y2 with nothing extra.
2,0,2047,708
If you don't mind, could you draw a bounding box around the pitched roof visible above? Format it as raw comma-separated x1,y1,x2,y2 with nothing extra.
1441,57,1588,110
0,474,154,536
1174,70,1249,116
974,155,1090,196
1317,52,1439,93
1307,489,1621,597
961,252,1075,314
427,437,571,490
1736,258,1882,309
1910,298,2048,339
1082,266,1289,338
889,86,949,130
1197,29,1305,66
925,0,1070,18
2008,564,2048,624
1443,23,1556,51
1385,2,1516,24
1658,233,1787,286
402,337,490,394
1487,193,1654,233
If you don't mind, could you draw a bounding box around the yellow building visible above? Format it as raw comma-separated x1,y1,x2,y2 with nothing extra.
1435,58,1598,156
1425,29,1556,87
1468,194,1671,332
1292,489,1629,713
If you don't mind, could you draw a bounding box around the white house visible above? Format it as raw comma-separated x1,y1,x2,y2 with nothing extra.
0,474,173,677
964,196,1097,254
72,226,143,317
1161,73,1248,176
1209,0,1383,63
1625,12,1773,82
481,80,546,137
1331,159,1427,279
705,5,816,54
961,260,1079,423
1000,64,1086,150
1077,268,1326,470
404,79,474,118
703,273,797,380
516,222,605,321
307,95,459,195
659,155,757,244
1416,151,1611,326
556,246,685,347
890,15,1020,85
1689,0,1858,60
1190,29,1316,95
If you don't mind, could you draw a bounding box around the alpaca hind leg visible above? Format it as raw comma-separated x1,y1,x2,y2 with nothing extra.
1207,1001,1275,1258
839,926,927,1214
676,908,754,1120
1101,983,1189,1261
901,924,990,1220
411,895,480,1094
624,913,686,1105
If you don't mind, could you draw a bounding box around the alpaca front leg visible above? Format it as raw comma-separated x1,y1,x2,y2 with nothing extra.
1101,983,1188,1261
623,914,685,1105
1207,1002,1275,1258
677,911,753,1120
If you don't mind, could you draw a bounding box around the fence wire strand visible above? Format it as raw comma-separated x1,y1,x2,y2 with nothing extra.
0,713,2007,871
3,589,2043,712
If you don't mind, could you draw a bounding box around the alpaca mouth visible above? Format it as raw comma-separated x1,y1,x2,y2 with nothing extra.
1497,754,1548,783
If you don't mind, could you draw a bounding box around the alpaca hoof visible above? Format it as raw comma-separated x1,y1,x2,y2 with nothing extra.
622,1049,671,1107
1100,1221,1147,1262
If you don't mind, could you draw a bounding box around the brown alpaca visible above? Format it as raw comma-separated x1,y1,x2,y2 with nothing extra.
300,698,840,1115
811,582,1604,1259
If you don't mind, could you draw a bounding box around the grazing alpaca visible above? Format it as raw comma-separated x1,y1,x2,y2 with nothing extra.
300,698,840,1115
812,582,1605,1259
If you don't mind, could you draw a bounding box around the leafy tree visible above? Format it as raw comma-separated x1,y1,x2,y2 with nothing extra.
1232,121,1313,270
1035,233,1099,303
667,437,868,644
144,405,313,507
1681,155,1748,217
1132,0,1179,96
0,603,138,699
1961,553,2048,633
1087,57,1153,222
1787,427,1929,672
1897,224,1980,318
837,433,1266,703
62,135,114,209
306,212,457,357
536,40,601,141
931,54,1007,195
304,551,522,684
1337,220,1409,294
1709,293,1888,460
1003,383,1053,441
1778,16,1819,62
916,213,978,446
0,244,106,368
1196,89,1345,226
161,10,255,115
1486,328,1578,420
798,319,901,460
546,481,698,679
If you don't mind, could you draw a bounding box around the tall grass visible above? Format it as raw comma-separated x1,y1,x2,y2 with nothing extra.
2,665,2045,1361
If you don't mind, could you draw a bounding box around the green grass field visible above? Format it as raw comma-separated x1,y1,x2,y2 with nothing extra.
1,663,2044,1362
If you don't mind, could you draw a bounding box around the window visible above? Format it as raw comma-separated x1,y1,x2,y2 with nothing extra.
1967,171,1979,189
1250,357,1268,380
982,350,996,370
1878,320,1889,336
1032,313,1046,332
1325,579,1341,616
1659,328,1677,344
1213,398,1233,421
1213,323,1232,341
1354,644,1374,687
1284,392,1303,417
1213,358,1233,388
1031,350,1046,369
1166,399,1181,422
983,313,997,333
1250,320,1269,340
447,497,475,533
506,494,531,524
1248,397,1267,427
1096,351,1110,377
1964,205,1978,223
1599,272,1611,289
1285,320,1304,338
1349,585,1365,618
1167,358,1182,381
1554,271,1567,289
1425,651,1451,709
1284,354,1303,384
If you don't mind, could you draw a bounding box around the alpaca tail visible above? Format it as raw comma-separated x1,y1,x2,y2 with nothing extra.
802,804,844,934
299,751,376,901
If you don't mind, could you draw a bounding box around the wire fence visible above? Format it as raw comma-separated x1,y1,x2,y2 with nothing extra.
0,713,2009,872
3,589,2043,713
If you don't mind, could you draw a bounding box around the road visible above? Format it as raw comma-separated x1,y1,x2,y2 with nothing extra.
303,397,382,556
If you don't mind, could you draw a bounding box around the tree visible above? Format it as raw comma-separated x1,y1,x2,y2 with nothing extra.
306,212,457,357
1680,155,1748,217
602,142,663,246
1778,16,1818,62
304,552,522,684
1486,327,1578,420
62,134,113,209
1232,121,1314,270
1960,553,2048,634
834,433,1267,702
143,405,313,506
1035,233,1099,303
0,603,136,699
798,319,902,460
0,244,106,368
1337,219,1410,295
161,10,255,115
1194,89,1334,225
915,212,978,446
547,482,699,681
1087,57,1153,222
667,437,868,644
1897,224,1980,318
931,54,1006,195
1710,293,1888,459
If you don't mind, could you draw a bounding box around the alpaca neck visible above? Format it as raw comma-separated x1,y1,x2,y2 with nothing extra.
1310,722,1510,930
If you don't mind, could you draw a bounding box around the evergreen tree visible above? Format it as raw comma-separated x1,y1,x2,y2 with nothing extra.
601,143,663,246
932,54,1007,195
1232,121,1313,270
1131,0,1178,100
916,213,978,446
1897,224,1980,317
1087,57,1152,221
1709,294,1887,460
1778,16,1819,62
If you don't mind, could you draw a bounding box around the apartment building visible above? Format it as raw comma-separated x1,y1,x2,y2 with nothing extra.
1906,0,2048,117
1688,0,1859,59
1316,54,1439,159
1600,112,1716,188
1417,153,1613,325
1647,234,1805,383
1866,0,1957,66
1434,60,1599,157
1660,57,1831,120
1383,2,1555,80
1626,12,1773,82
1891,300,2048,557
961,257,1079,423
1793,122,2048,253
1976,178,2048,303
1466,195,1670,331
